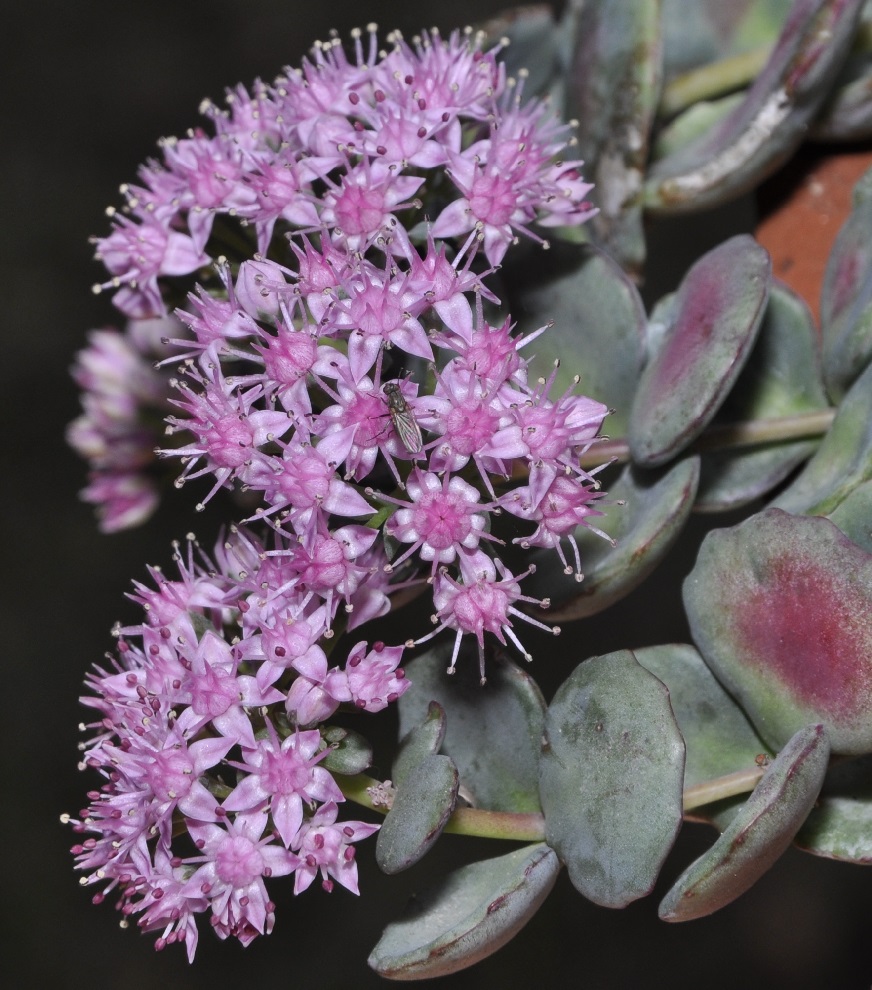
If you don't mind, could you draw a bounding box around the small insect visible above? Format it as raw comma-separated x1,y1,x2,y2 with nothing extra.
383,381,423,455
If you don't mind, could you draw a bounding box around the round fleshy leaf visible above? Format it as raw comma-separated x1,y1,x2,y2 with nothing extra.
646,0,866,213
695,280,829,512
510,242,646,437
391,701,446,787
483,6,561,101
794,753,872,863
320,725,373,776
654,95,745,160
368,843,560,980
539,650,685,907
634,644,771,791
812,56,872,141
629,235,771,467
526,456,700,621
826,479,872,553
375,754,458,875
660,0,789,80
769,358,872,516
820,164,872,400
659,723,830,921
397,647,546,813
563,0,662,274
684,508,872,755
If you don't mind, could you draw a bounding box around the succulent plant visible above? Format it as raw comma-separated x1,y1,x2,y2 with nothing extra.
370,0,872,976
65,0,872,978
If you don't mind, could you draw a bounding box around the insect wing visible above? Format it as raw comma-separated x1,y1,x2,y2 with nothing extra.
385,384,423,454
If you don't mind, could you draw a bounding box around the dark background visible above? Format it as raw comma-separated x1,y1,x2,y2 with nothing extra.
5,1,869,987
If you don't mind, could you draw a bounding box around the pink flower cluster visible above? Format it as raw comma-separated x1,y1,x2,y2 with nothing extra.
67,26,609,960
93,26,595,320
72,27,596,530
66,319,177,531
66,529,402,960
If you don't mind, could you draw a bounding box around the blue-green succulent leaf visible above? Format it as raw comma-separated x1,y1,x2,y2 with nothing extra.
539,650,685,907
629,235,770,467
392,701,446,787
646,0,866,213
510,242,646,437
794,753,872,862
368,844,560,979
769,358,872,515
695,279,828,512
375,754,458,875
398,647,546,813
659,723,830,920
563,0,663,273
526,457,699,620
820,164,872,400
684,508,872,755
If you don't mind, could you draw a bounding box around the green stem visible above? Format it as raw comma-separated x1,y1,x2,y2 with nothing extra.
581,408,835,470
443,808,546,841
682,767,765,811
661,21,872,120
660,46,770,119
338,766,768,842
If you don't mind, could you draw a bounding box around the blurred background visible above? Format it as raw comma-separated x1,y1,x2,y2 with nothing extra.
4,1,869,987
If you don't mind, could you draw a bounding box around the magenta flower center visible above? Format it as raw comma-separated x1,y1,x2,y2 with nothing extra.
296,536,349,590
453,581,510,636
146,748,195,802
469,173,517,226
412,490,474,550
214,835,265,886
262,330,316,384
519,405,567,459
445,402,498,456
189,664,237,718
334,184,386,234
205,415,255,468
260,749,312,796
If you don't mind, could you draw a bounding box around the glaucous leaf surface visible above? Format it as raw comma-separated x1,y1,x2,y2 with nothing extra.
653,94,745,161
695,279,829,512
375,754,458,875
634,643,771,790
629,235,770,467
368,844,560,979
526,457,700,621
826,478,872,553
481,5,561,101
646,0,866,213
391,701,446,787
794,753,872,863
320,725,373,776
820,164,872,400
660,0,790,80
397,647,546,813
769,358,872,515
659,723,830,921
539,650,685,907
684,508,872,754
811,50,872,140
510,242,646,437
563,0,662,274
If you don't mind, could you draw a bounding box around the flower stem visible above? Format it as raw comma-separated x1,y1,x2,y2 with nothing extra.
659,46,771,118
660,21,872,119
582,409,835,470
682,767,765,811
443,808,546,841
338,765,769,842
